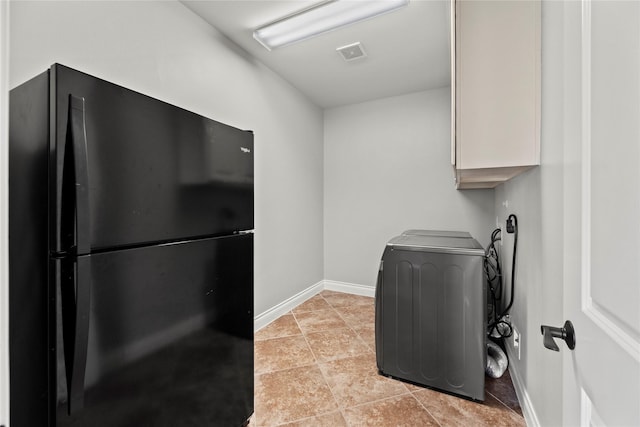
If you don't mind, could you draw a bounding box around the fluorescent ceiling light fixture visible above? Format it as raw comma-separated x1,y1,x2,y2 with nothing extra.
253,0,409,50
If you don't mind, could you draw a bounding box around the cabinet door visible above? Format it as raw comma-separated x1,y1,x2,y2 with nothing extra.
453,0,540,188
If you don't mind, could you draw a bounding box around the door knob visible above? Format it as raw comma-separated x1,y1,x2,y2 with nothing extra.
540,320,576,351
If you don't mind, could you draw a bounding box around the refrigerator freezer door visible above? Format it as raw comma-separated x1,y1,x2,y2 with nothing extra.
51,64,254,254
54,234,254,426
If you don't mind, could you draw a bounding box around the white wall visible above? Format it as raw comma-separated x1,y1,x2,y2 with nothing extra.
494,1,565,425
0,1,10,424
8,0,324,326
324,88,495,287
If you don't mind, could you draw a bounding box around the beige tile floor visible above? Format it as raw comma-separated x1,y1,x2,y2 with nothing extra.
252,290,525,427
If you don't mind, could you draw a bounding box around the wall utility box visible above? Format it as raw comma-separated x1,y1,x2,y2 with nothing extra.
375,230,486,401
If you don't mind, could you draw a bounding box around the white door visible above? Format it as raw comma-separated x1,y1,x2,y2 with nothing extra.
561,0,640,425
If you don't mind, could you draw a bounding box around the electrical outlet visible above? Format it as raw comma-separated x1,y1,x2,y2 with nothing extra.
513,327,521,360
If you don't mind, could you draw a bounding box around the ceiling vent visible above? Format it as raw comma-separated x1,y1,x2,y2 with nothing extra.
336,42,367,62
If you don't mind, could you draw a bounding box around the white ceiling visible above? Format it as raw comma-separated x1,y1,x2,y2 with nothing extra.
181,0,451,108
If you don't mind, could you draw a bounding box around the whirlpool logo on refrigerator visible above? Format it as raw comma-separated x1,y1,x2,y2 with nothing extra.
241,147,251,154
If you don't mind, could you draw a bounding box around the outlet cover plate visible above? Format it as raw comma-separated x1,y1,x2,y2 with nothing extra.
513,327,521,360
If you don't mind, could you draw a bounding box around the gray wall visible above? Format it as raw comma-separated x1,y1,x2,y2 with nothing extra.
8,0,325,317
323,88,495,287
494,1,564,424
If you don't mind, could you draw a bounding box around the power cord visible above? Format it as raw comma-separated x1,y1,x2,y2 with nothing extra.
485,214,518,339
500,214,518,318
484,228,502,333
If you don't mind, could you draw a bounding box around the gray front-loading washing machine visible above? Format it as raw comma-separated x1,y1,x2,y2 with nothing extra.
375,231,486,401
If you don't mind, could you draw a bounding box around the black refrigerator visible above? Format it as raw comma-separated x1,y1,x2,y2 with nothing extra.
9,64,254,426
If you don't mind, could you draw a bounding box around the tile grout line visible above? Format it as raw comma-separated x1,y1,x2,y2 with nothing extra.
409,390,445,427
299,293,373,357
318,295,368,427
254,312,304,342
255,362,318,377
343,391,413,410
323,296,375,353
270,411,344,427
486,390,524,419
254,315,316,376
327,304,376,361
290,305,348,426
318,293,417,426
315,293,355,427
254,311,316,426
290,309,319,364
319,293,399,427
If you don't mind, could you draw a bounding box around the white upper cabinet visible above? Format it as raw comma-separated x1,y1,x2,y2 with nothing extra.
452,0,541,189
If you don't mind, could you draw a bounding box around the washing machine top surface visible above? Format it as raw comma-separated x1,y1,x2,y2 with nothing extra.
401,229,472,239
387,234,484,256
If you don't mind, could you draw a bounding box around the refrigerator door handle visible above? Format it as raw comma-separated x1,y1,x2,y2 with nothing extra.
67,95,91,254
61,256,91,415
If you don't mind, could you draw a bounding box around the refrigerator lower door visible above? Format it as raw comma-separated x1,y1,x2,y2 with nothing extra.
54,234,254,426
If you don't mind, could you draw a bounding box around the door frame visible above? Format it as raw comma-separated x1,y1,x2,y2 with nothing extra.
0,0,11,424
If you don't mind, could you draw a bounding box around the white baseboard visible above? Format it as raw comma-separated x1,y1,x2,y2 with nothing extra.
253,280,375,332
505,345,540,427
322,280,375,297
253,281,323,332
